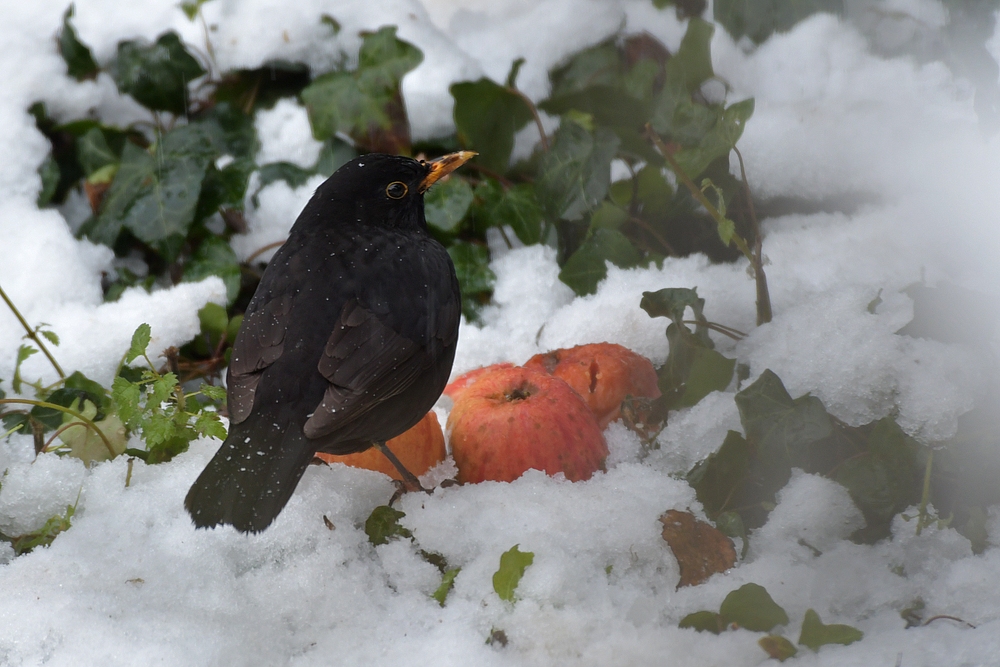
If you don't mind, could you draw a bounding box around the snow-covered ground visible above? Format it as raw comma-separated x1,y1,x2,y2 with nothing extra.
2,1,1000,665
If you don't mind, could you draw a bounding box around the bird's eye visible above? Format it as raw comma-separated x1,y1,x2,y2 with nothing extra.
385,181,408,199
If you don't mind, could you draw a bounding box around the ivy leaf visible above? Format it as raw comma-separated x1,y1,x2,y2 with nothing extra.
302,26,422,152
640,287,706,328
719,583,789,632
798,609,863,651
424,176,474,234
364,505,412,546
77,127,119,176
451,77,534,173
714,0,844,44
59,5,99,81
8,505,75,556
447,241,495,322
558,228,642,296
37,154,61,207
687,430,751,517
112,32,205,115
492,545,534,602
182,236,241,304
672,98,755,180
539,122,619,221
679,610,723,633
432,567,461,607
677,345,736,407
663,17,715,94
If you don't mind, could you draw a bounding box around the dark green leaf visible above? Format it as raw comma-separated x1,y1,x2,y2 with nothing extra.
448,241,495,322
672,98,755,179
180,0,212,21
715,510,749,558
432,567,461,606
558,228,642,296
197,302,229,339
302,26,421,145
59,6,99,81
679,610,723,633
798,609,863,651
29,387,98,431
715,0,844,44
493,545,534,602
2,412,30,438
424,176,473,234
63,371,111,412
77,127,118,175
8,505,74,556
183,237,240,304
12,345,37,394
719,583,789,632
497,184,545,245
688,431,751,517
835,418,919,529
112,32,205,114
364,505,412,546
37,154,60,207
678,346,736,407
663,17,715,94
759,635,798,661
640,287,706,327
196,157,255,220
199,102,259,159
538,122,619,220
452,78,534,173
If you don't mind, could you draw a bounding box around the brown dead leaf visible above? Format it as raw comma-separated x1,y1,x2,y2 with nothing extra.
660,509,737,588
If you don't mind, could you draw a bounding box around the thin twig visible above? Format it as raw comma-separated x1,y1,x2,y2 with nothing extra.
245,240,286,264
628,215,676,256
509,87,549,152
682,320,747,340
0,283,65,379
923,614,976,629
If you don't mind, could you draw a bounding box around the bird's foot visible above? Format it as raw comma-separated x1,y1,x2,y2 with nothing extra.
374,442,432,495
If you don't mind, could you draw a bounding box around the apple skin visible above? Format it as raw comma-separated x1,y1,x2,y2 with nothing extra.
524,343,660,428
448,366,607,483
315,411,445,480
443,362,515,401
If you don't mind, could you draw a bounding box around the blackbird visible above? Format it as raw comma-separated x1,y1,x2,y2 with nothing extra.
185,151,473,533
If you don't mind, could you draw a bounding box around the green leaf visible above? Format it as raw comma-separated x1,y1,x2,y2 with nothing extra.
679,610,723,634
39,330,60,347
112,32,205,114
111,376,142,427
451,77,534,173
663,17,715,94
424,176,474,234
59,5,99,81
197,302,229,340
538,123,619,220
719,583,789,632
715,510,749,558
8,505,74,556
364,505,412,546
183,237,240,304
640,287,706,327
715,0,844,44
798,609,863,651
432,567,460,606
547,40,623,99
59,398,127,466
493,545,534,602
12,345,37,394
126,323,151,364
198,383,227,403
37,154,60,207
559,228,642,296
496,184,545,245
302,26,422,145
688,431,751,517
677,346,736,407
64,371,110,411
447,241,496,322
759,635,798,661
180,0,212,21
193,412,227,441
672,98,755,179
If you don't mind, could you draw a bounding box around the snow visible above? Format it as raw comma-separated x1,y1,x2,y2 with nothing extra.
1,0,1000,665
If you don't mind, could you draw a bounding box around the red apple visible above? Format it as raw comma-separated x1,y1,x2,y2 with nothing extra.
524,343,660,427
448,366,607,483
443,362,515,401
316,411,446,480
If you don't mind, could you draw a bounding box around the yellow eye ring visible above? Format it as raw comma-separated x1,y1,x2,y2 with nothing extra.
386,181,408,199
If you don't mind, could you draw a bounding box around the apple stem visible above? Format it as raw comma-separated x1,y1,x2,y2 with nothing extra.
374,441,431,494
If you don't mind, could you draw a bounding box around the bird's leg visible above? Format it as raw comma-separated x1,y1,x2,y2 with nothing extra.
374,441,431,493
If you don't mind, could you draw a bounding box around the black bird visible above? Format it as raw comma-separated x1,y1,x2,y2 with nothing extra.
185,152,473,532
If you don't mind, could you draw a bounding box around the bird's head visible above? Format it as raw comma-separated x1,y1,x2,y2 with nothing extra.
309,152,476,231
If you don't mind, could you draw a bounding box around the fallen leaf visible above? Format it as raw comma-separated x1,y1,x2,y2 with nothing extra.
660,509,737,588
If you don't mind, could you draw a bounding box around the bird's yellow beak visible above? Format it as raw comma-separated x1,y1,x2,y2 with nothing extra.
419,151,476,192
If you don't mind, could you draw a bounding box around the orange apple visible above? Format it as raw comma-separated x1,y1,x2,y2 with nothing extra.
443,362,515,401
316,411,446,480
448,366,607,483
524,343,660,427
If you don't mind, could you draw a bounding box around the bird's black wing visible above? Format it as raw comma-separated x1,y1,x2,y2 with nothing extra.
226,292,293,424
